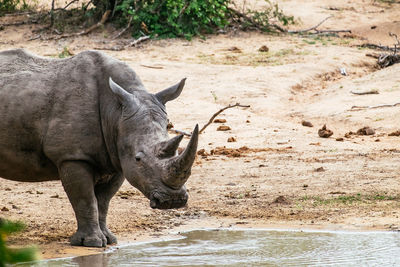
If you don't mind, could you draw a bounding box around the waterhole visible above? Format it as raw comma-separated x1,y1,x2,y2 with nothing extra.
21,229,400,266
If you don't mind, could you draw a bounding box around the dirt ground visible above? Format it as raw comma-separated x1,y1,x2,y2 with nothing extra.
1,0,400,260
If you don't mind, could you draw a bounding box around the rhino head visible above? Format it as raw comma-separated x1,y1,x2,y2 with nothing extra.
109,77,198,209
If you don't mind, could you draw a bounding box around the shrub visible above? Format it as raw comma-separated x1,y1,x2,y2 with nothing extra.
0,219,38,266
114,0,230,39
0,0,29,14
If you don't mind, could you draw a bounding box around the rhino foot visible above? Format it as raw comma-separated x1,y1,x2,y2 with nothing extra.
101,226,117,245
70,229,107,247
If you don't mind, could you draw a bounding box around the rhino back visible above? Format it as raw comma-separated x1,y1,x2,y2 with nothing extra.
0,49,139,182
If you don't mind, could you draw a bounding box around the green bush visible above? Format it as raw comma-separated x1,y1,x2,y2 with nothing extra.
0,219,38,266
0,0,29,13
114,0,230,39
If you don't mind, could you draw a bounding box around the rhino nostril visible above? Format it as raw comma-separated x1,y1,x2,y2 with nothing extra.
150,197,160,209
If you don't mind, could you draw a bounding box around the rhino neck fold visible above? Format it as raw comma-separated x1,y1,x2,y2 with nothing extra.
99,85,123,174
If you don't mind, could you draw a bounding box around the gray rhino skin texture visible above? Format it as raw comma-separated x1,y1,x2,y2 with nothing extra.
0,49,198,247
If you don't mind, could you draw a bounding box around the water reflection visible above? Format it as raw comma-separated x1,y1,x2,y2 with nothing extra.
19,229,400,266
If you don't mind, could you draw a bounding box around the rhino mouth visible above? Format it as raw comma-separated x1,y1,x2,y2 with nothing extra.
149,191,188,209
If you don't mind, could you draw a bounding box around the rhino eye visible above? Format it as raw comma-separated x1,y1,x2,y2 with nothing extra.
135,152,144,162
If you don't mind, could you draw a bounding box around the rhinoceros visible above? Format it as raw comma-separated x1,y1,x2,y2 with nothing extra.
0,49,198,247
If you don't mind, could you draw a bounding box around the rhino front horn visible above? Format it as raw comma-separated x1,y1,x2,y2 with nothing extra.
163,124,199,189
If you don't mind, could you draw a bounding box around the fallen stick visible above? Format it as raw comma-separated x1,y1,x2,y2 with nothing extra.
140,64,164,69
288,16,332,33
350,102,400,111
359,43,397,52
287,16,350,34
199,103,250,134
350,89,379,95
168,129,192,137
127,35,150,47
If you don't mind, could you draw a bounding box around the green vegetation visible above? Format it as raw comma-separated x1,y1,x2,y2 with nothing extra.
300,193,399,207
0,219,38,266
111,0,294,39
114,0,230,39
58,47,74,58
0,0,29,14
196,48,311,66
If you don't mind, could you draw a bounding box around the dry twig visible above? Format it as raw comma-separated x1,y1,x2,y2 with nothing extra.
359,43,397,52
199,103,250,134
168,103,250,137
127,35,150,47
350,102,400,111
140,64,164,69
288,16,351,34
350,89,379,95
168,129,192,137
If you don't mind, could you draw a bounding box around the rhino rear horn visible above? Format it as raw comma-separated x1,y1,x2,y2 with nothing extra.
163,124,199,189
158,134,184,158
156,78,186,105
109,77,139,108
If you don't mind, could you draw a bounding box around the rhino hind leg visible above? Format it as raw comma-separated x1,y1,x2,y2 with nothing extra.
95,174,125,244
59,161,107,247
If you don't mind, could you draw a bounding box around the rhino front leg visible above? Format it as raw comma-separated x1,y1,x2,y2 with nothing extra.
95,174,124,244
59,161,107,247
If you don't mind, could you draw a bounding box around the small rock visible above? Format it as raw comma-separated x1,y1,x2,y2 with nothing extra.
246,120,250,123
50,194,59,199
1,207,9,212
336,137,344,141
344,131,355,138
214,118,227,123
197,149,209,156
318,124,333,138
301,120,313,127
227,46,242,53
272,196,290,204
12,205,20,210
217,125,231,131
357,126,375,136
388,130,400,136
5,188,11,191
315,167,325,172
303,184,309,188
227,137,236,142
258,45,269,52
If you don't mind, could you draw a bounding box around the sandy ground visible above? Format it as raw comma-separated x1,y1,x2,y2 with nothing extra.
1,0,400,260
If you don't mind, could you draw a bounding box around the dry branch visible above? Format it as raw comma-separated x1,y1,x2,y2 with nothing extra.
199,103,250,134
359,43,397,52
350,89,379,95
350,102,400,111
168,103,250,137
288,16,351,34
140,64,164,69
378,53,400,68
168,129,192,137
127,35,150,47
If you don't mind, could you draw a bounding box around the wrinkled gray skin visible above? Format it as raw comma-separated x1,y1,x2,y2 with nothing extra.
0,49,198,247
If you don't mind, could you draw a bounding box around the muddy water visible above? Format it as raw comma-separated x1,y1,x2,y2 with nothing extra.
23,229,400,266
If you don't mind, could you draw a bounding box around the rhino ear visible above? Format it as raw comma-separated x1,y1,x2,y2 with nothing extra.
109,77,139,108
155,78,186,105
